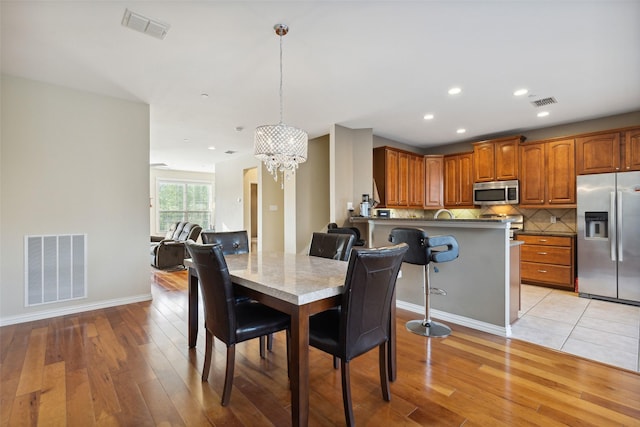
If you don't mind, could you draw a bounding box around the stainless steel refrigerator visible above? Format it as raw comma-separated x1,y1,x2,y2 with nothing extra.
577,171,640,304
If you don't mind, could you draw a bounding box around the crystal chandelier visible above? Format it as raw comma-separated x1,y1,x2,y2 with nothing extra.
254,24,308,186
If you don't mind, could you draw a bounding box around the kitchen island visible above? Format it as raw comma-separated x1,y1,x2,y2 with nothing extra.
351,217,522,337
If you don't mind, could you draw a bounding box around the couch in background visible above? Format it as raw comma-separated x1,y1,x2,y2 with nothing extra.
151,221,202,269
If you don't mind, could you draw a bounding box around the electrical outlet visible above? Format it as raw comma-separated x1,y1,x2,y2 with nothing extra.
550,215,556,224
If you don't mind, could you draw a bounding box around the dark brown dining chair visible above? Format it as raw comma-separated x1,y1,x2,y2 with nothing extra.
308,243,408,426
199,230,274,353
185,241,290,406
309,232,355,261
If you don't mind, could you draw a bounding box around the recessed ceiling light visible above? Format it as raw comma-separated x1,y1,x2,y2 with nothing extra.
201,93,209,99
208,146,216,150
514,88,529,96
456,128,466,134
537,111,550,117
235,126,244,132
423,114,434,120
183,138,190,143
448,87,462,95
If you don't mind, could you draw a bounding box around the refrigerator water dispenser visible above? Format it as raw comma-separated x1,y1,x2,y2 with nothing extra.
585,212,608,239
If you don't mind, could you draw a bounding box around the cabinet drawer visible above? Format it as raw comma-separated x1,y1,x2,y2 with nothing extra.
521,246,572,265
521,262,572,286
517,235,572,247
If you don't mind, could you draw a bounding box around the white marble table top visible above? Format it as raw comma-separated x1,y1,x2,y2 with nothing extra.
222,252,349,306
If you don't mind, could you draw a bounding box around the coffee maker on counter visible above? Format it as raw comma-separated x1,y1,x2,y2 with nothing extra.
360,194,371,217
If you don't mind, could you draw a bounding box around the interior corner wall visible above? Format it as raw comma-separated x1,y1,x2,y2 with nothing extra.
0,75,150,325
149,168,215,235
330,125,373,227
295,135,330,254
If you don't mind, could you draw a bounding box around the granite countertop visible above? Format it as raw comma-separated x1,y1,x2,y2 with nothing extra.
350,216,515,223
515,230,577,237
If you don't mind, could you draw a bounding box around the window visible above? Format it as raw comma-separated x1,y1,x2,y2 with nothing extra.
156,180,212,233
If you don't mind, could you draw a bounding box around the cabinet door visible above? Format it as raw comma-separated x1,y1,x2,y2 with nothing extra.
443,155,459,207
624,128,640,171
408,154,424,207
495,139,519,181
576,132,621,174
547,139,576,205
473,142,495,182
397,151,409,206
520,144,545,205
459,153,475,206
424,155,443,208
385,149,399,206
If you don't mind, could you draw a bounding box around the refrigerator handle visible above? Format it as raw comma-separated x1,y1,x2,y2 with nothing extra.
618,191,623,262
610,192,616,261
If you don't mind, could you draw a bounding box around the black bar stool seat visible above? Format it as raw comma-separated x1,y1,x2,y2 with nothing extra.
389,227,459,337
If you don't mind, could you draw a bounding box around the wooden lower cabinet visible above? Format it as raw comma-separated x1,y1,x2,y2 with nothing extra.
516,234,576,290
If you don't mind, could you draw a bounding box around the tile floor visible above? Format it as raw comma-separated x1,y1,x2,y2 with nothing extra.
510,284,640,372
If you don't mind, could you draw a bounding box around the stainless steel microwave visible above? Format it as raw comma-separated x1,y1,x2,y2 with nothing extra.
473,180,519,205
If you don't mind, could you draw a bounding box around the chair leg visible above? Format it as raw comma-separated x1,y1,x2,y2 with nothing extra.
340,359,355,427
379,342,391,401
202,329,213,382
221,345,236,406
333,356,339,369
267,333,274,351
259,336,266,359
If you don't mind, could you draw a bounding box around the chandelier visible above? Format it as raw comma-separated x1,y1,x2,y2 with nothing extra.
254,24,308,186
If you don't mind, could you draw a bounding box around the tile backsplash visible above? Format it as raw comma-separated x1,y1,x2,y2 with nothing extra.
375,206,576,233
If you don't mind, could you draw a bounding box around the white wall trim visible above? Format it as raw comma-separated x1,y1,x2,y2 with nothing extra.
0,293,152,326
396,300,511,337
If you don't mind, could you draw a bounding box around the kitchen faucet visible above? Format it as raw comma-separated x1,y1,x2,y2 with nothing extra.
434,209,455,219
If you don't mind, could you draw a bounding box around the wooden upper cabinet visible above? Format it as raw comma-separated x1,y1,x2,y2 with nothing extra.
576,132,620,174
624,127,640,171
397,151,409,206
408,153,424,207
444,152,475,208
519,143,545,206
424,155,443,208
373,147,398,207
520,138,575,208
547,139,576,205
473,142,495,182
473,136,522,182
495,140,520,180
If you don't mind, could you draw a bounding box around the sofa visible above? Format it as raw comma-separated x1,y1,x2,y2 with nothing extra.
151,221,202,269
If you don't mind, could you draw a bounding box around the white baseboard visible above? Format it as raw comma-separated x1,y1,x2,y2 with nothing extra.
396,300,511,337
0,294,153,327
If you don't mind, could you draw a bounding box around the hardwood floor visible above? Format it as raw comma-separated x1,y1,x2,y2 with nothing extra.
2,268,640,426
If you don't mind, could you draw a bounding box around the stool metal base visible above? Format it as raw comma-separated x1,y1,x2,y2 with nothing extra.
406,319,452,338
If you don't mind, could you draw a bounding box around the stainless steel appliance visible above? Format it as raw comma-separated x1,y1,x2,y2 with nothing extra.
473,180,519,205
577,171,640,304
360,194,371,217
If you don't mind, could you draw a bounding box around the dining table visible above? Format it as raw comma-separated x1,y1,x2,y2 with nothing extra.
185,251,397,427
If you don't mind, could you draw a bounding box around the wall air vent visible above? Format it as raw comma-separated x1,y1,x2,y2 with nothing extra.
530,97,557,107
122,9,170,40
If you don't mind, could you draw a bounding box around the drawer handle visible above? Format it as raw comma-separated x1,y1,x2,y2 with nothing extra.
538,239,548,242
537,252,548,255
537,269,548,273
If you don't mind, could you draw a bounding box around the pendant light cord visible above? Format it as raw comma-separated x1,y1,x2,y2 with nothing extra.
279,33,284,125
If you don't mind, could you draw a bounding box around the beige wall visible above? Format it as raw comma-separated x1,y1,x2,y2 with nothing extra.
1,75,150,325
149,168,215,235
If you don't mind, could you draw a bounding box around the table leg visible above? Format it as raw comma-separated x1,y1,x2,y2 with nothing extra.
188,267,199,348
290,305,310,427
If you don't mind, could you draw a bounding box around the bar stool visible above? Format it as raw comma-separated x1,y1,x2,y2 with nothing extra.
389,227,459,337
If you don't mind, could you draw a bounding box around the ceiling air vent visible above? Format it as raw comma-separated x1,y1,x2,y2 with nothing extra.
122,9,170,40
530,97,557,108
225,150,237,155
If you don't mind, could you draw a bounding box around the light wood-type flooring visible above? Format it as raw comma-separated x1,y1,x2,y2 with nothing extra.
2,268,640,426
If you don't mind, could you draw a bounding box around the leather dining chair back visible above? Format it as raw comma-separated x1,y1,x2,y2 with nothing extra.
309,232,355,261
185,241,290,406
200,230,249,254
308,243,408,426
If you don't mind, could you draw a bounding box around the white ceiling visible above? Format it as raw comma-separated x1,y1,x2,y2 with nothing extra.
2,1,639,173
